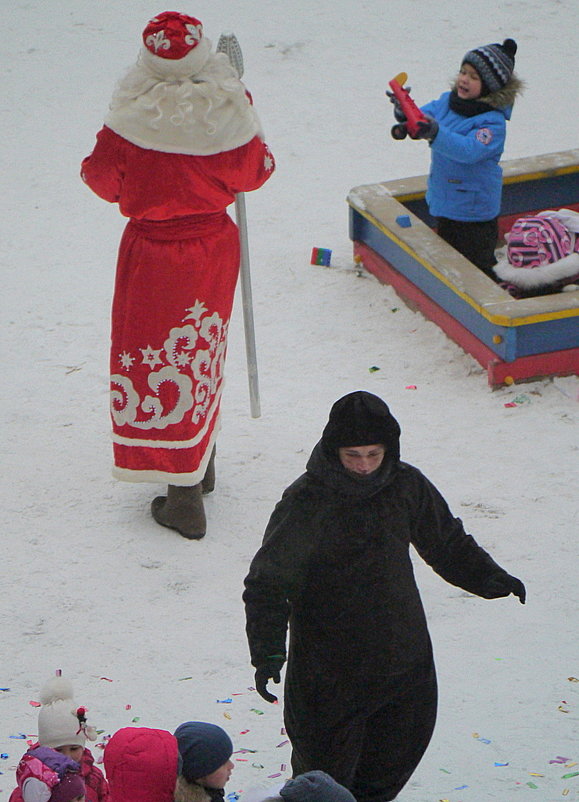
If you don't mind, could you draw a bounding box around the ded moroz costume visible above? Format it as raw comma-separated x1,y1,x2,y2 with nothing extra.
81,11,275,538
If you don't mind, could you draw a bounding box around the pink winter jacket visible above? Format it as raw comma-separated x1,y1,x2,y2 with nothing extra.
10,746,109,802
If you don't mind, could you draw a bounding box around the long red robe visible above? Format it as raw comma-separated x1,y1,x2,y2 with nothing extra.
81,126,274,484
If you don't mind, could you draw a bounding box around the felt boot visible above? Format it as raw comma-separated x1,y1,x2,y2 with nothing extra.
151,484,206,539
202,445,216,494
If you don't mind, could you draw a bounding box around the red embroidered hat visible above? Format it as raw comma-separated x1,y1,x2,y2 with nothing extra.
141,11,211,76
143,11,203,59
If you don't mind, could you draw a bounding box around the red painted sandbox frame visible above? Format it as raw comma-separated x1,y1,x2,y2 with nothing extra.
354,240,578,387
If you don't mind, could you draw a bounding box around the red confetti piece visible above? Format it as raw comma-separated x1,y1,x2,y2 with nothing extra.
125,705,132,710
268,773,282,779
29,701,41,707
239,730,250,735
100,677,113,682
504,402,517,408
405,385,417,390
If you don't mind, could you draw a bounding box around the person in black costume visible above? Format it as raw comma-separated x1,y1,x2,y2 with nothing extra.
243,391,525,802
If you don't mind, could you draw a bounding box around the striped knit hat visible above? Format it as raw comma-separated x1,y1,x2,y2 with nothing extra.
462,38,517,94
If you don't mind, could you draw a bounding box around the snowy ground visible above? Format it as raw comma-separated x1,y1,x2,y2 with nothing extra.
2,1,578,800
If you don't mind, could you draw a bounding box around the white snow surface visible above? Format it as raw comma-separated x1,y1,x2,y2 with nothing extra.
2,1,578,800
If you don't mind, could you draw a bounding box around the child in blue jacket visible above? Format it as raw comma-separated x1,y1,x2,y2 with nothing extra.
390,38,522,276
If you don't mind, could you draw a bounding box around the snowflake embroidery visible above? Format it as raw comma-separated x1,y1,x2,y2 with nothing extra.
119,351,135,371
264,152,274,171
140,345,163,369
476,128,493,145
112,302,228,430
184,300,208,325
174,351,192,367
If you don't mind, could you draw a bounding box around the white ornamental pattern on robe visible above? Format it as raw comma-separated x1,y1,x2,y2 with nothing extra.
111,301,227,430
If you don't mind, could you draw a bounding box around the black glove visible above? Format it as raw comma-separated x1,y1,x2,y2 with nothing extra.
411,116,439,142
255,656,285,703
484,573,526,604
386,90,408,122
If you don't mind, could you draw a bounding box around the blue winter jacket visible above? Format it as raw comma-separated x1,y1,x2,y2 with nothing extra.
421,91,512,222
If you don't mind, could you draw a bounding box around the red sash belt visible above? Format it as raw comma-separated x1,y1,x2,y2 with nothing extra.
128,211,229,241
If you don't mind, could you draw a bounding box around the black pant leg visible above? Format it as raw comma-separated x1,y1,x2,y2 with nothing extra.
437,217,499,276
287,702,368,788
350,660,438,802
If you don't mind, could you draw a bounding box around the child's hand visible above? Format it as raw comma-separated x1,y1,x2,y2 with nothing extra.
385,90,408,122
32,747,80,778
411,116,439,142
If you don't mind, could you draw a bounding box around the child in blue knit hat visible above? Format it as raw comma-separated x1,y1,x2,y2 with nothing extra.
390,38,523,277
174,722,234,802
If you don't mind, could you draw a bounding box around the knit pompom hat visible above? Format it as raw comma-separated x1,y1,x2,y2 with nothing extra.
462,38,517,94
38,676,97,749
174,722,233,782
280,772,357,802
49,772,86,802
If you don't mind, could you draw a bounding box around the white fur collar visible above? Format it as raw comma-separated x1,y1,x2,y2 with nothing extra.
494,252,579,288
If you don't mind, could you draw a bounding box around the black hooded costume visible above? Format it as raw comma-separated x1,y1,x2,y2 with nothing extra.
243,392,525,802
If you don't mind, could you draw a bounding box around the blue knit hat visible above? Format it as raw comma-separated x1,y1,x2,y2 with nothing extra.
462,38,517,94
174,722,233,782
280,772,356,802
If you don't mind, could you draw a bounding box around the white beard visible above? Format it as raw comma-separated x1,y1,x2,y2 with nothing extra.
105,44,264,155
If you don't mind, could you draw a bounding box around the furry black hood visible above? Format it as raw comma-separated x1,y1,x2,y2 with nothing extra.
321,391,401,460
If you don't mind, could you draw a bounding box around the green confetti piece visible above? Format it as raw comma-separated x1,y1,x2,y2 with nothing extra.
439,768,451,774
562,771,579,779
369,366,380,373
526,782,538,789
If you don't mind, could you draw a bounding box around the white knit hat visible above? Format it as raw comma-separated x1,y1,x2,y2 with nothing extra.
37,676,97,748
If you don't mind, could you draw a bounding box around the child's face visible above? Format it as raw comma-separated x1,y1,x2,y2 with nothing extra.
55,745,84,763
457,63,483,99
198,759,234,789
